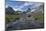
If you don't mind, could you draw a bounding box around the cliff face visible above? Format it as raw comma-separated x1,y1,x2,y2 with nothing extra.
5,7,16,15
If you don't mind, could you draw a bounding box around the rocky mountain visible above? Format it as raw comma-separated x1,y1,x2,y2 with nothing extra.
5,7,15,15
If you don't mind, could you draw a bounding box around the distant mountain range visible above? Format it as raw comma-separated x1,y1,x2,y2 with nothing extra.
5,4,44,15
5,6,32,15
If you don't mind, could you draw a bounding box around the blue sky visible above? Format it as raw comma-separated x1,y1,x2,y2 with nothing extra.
5,0,43,12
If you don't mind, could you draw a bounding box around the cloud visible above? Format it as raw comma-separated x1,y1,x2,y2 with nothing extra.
10,0,31,1
5,5,8,8
17,2,33,10
29,2,43,9
13,8,18,11
13,2,43,12
24,2,29,6
31,9,36,12
6,1,43,12
13,8,23,11
24,2,33,6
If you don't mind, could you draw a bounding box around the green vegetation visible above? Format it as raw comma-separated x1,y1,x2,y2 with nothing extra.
5,7,44,24
5,7,22,24
33,12,44,23
34,14,43,20
6,14,21,24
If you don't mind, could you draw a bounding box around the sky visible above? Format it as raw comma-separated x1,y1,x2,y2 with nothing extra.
5,0,43,12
